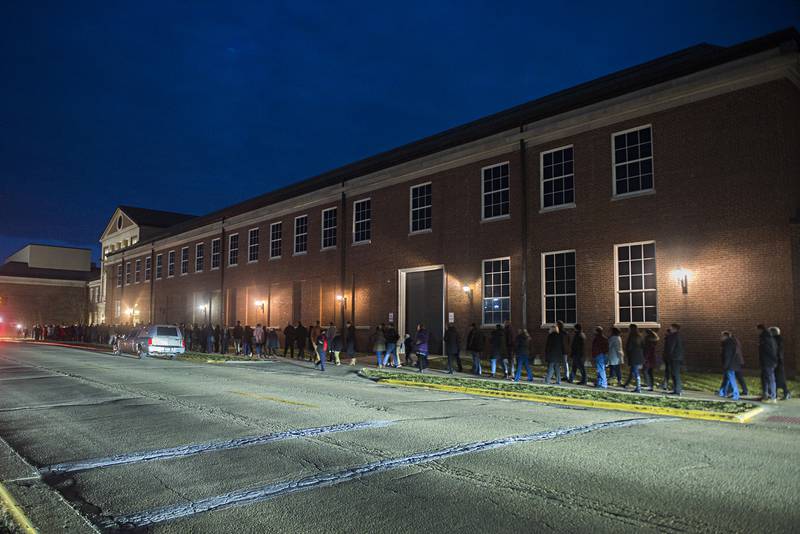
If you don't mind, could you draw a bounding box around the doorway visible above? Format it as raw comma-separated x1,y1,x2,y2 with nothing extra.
398,265,445,355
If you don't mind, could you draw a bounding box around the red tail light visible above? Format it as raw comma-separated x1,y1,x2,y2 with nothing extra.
182,339,185,348
148,337,153,346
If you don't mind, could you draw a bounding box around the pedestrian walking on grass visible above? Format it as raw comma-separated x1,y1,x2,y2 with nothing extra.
444,323,462,374
568,324,587,385
719,331,740,400
514,329,533,382
372,326,386,368
592,327,609,389
643,329,659,391
415,324,430,372
607,327,624,387
489,324,505,378
758,324,778,402
466,323,485,376
664,324,684,395
283,322,295,358
623,324,644,393
770,327,790,400
544,326,563,384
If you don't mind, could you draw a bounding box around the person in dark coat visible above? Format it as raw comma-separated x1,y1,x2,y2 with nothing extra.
313,331,327,371
191,324,202,353
758,324,778,402
592,327,609,389
660,327,673,391
243,324,253,356
544,326,563,385
329,331,343,365
718,331,741,400
732,334,749,396
213,325,221,354
770,327,790,400
556,320,571,380
664,323,684,395
346,321,357,366
384,322,400,368
568,324,586,385
503,320,515,378
283,322,296,358
415,323,430,373
623,324,644,393
514,329,533,382
232,321,243,355
222,326,230,354
295,321,307,361
642,329,660,391
466,323,485,376
444,324,462,374
489,324,506,378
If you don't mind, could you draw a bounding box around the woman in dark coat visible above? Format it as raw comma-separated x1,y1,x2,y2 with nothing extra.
514,329,533,382
544,326,563,385
489,325,506,379
642,329,660,391
624,324,644,393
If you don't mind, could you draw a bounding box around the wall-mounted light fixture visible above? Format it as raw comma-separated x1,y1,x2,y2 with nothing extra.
336,294,347,309
671,268,691,294
462,285,471,294
254,300,265,313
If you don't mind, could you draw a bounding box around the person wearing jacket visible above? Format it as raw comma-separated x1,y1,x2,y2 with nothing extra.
254,324,266,357
329,331,343,365
758,324,778,402
415,323,429,373
718,331,740,400
232,321,243,355
295,321,307,361
568,324,586,385
642,329,660,391
544,326,563,385
466,323,485,376
607,327,624,387
514,329,533,382
732,334,749,396
313,331,327,371
556,320,571,381
444,324,462,374
283,322,295,358
664,323,684,395
309,321,322,353
383,322,400,368
242,324,253,356
623,324,644,393
489,325,506,378
403,333,415,367
660,327,673,391
345,321,357,366
770,326,790,400
372,326,386,368
503,320,515,378
592,327,609,389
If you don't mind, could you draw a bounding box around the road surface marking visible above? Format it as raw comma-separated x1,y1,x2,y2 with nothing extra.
104,417,670,529
39,420,395,477
229,390,317,407
0,481,38,533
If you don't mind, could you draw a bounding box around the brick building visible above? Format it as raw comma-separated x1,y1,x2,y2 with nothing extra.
100,29,800,373
0,244,100,331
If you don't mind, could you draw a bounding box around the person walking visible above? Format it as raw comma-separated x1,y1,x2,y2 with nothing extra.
415,323,430,373
233,321,243,355
372,326,386,368
489,324,505,378
222,326,230,354
731,334,750,396
402,333,415,367
557,320,571,381
770,326,790,400
466,323,485,376
213,324,221,353
267,328,279,356
568,324,587,385
204,324,214,354
544,326,563,385
243,324,253,356
383,322,400,368
313,330,327,371
642,329,660,391
346,321,357,366
283,322,296,358
444,323,462,374
309,321,321,357
329,330,343,365
503,320,515,379
660,327,673,391
719,331,741,400
514,329,533,382
623,324,644,393
295,321,307,361
253,324,265,358
665,324,684,395
592,327,609,389
608,327,624,387
758,324,778,402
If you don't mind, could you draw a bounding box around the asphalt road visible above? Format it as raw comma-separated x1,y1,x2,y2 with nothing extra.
0,343,798,533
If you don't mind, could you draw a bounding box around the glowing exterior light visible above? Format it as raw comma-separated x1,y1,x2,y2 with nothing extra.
462,285,470,293
335,295,344,301
671,268,691,294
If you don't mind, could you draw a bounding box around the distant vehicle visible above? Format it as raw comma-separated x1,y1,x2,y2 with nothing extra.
112,324,185,359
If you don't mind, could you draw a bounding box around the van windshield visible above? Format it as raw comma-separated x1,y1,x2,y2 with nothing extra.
156,327,179,337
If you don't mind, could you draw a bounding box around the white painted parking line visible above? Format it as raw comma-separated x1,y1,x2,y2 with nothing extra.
40,420,396,477
104,417,672,530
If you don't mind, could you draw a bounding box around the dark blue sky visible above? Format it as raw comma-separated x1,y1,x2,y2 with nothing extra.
1,1,798,262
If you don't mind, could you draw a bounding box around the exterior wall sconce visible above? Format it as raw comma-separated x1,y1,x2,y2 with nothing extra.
336,294,347,309
462,285,471,294
254,300,265,313
671,268,691,294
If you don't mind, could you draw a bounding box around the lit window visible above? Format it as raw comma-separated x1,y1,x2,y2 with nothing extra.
615,241,657,324
542,251,576,325
144,256,152,281
410,182,432,233
195,243,204,272
180,247,189,275
228,234,239,266
321,208,337,249
294,215,308,254
353,199,371,244
541,146,575,209
155,254,163,280
134,259,142,283
482,163,510,220
167,251,175,277
482,258,510,326
210,239,220,269
248,228,259,262
270,222,282,258
613,125,653,197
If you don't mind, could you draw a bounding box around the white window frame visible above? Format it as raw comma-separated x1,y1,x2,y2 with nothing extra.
269,222,282,259
321,207,337,250
611,124,655,200
116,264,123,287
210,238,221,270
180,247,189,275
125,261,132,285
294,215,308,255
167,250,175,278
540,249,577,327
195,243,204,273
481,162,511,222
352,198,371,245
248,227,260,263
134,258,142,284
144,256,152,281
409,182,432,234
540,145,576,212
481,256,511,328
228,233,239,266
155,254,163,280
613,240,659,328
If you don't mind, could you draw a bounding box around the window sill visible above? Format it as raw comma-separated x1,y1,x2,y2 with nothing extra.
540,322,576,330
210,267,220,271
612,189,656,202
352,240,371,246
269,256,281,261
481,214,511,224
247,260,258,264
409,229,432,236
195,270,203,274
320,246,337,252
293,251,308,256
227,264,238,268
613,322,661,329
539,203,576,214
180,273,188,276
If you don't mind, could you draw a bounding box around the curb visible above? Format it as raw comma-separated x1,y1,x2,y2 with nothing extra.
0,481,38,534
380,379,764,424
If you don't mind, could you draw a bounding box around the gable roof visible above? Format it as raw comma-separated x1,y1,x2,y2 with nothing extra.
118,206,196,228
109,27,800,257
